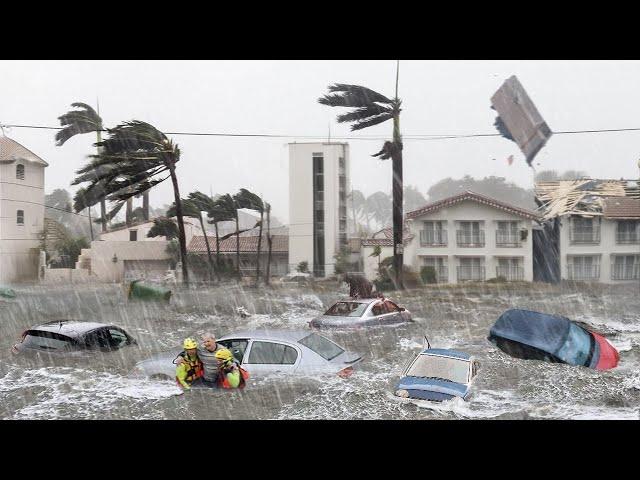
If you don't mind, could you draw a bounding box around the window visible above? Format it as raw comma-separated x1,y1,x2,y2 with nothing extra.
17,210,24,225
108,328,130,348
405,354,471,384
21,331,76,350
617,221,640,244
129,230,138,241
370,301,386,316
217,340,249,362
383,300,401,312
246,341,298,365
421,221,447,245
554,323,594,367
612,255,640,280
324,301,368,317
84,329,112,349
16,164,25,180
298,333,344,361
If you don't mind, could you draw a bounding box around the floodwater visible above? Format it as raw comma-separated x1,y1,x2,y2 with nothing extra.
1,281,639,420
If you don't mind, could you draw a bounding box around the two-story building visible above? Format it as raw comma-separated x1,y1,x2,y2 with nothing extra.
0,136,48,283
535,179,640,285
403,191,539,284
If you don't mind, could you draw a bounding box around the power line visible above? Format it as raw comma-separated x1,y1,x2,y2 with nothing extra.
3,123,640,141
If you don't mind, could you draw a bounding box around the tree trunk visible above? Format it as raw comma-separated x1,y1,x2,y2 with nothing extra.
198,213,214,282
96,129,107,233
235,214,240,280
351,188,357,237
266,205,272,285
143,191,150,221
392,114,404,290
169,164,189,286
255,210,263,286
214,221,221,280
87,207,94,241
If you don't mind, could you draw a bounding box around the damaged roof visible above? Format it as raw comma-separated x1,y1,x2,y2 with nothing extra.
535,179,640,220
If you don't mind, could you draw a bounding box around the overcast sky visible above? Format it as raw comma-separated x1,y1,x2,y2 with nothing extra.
2,60,639,223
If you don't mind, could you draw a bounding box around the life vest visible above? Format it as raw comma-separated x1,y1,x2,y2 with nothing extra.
175,351,204,385
217,362,249,389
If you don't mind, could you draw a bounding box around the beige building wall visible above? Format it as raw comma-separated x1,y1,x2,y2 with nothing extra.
362,245,393,281
87,240,170,283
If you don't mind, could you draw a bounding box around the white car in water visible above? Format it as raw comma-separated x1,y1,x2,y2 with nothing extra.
133,329,363,381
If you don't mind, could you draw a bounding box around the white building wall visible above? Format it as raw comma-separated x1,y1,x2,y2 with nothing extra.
405,200,534,284
362,245,393,281
99,219,200,244
288,143,349,276
0,160,46,283
87,240,170,283
559,215,640,284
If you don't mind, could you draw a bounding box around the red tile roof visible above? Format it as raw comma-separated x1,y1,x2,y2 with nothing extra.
0,136,48,166
603,197,640,219
188,235,288,253
406,190,540,220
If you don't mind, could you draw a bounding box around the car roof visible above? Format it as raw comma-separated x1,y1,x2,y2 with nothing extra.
420,348,471,361
31,321,113,337
489,309,572,353
333,298,378,304
219,329,323,344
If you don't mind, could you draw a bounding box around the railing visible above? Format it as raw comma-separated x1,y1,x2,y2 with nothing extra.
569,227,601,244
435,266,448,283
616,231,640,244
567,264,600,281
611,264,640,280
420,230,448,246
496,266,524,281
457,266,485,282
496,231,521,247
456,230,485,247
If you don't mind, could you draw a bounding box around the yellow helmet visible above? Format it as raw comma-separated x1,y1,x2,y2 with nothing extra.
183,338,198,350
214,348,234,363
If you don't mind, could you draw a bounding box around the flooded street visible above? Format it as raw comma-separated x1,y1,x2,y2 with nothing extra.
1,282,639,420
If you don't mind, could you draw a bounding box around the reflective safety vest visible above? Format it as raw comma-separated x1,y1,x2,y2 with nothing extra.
175,352,204,385
217,363,249,389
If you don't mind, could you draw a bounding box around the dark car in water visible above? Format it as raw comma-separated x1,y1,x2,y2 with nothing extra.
309,297,412,329
11,320,137,357
488,309,619,370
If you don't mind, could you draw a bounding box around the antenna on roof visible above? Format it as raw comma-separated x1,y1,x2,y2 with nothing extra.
423,335,431,349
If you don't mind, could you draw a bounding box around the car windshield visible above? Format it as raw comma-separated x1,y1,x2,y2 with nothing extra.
298,333,345,361
22,330,76,350
554,323,593,366
324,301,368,317
405,354,470,384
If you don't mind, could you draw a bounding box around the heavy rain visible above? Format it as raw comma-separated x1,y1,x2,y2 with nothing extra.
0,60,639,421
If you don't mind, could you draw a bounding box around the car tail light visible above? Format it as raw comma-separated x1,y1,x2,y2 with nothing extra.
338,367,353,378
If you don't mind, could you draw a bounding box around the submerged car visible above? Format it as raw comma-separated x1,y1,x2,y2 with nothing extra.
11,320,137,356
309,297,412,329
395,349,479,402
133,329,363,381
488,309,619,370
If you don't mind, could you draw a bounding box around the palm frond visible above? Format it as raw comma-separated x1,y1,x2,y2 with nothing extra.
188,191,217,212
318,84,392,107
55,102,103,146
234,188,264,212
147,217,179,240
167,198,201,219
350,112,395,131
336,104,393,124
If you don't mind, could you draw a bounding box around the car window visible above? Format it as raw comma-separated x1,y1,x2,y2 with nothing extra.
108,328,130,349
218,340,248,362
406,354,470,384
492,337,563,363
298,333,344,361
84,328,112,349
554,323,594,367
246,341,298,365
22,330,76,350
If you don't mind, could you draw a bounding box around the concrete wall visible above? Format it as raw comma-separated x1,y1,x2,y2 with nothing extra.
88,240,170,283
43,267,93,284
559,216,640,284
404,200,534,284
0,160,45,283
288,143,349,276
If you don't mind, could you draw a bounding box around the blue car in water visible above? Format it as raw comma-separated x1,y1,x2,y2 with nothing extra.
394,349,479,402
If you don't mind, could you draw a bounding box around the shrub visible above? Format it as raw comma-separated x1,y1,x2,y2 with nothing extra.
420,266,438,284
297,261,309,273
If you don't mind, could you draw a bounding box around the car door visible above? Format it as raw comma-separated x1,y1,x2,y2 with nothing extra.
366,301,387,325
242,340,301,376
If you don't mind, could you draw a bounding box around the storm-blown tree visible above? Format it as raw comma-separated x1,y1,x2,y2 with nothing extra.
147,217,179,240
319,65,405,288
211,194,242,279
71,120,191,284
234,188,265,285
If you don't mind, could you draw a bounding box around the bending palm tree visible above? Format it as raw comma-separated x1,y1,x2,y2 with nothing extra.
265,202,273,285
71,120,191,285
147,217,179,240
319,73,404,288
207,200,235,275
212,194,241,279
235,188,265,285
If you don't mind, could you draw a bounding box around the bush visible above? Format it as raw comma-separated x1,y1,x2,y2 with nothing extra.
297,261,309,273
486,275,507,283
420,266,438,284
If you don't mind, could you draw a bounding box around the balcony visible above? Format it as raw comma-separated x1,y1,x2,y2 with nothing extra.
567,264,600,281
569,227,600,245
420,230,448,247
611,264,640,281
456,231,485,247
457,266,485,282
616,231,640,244
496,266,524,281
496,231,521,247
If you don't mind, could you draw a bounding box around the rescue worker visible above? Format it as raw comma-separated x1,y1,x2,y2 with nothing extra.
214,348,249,389
198,333,227,386
175,338,204,391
